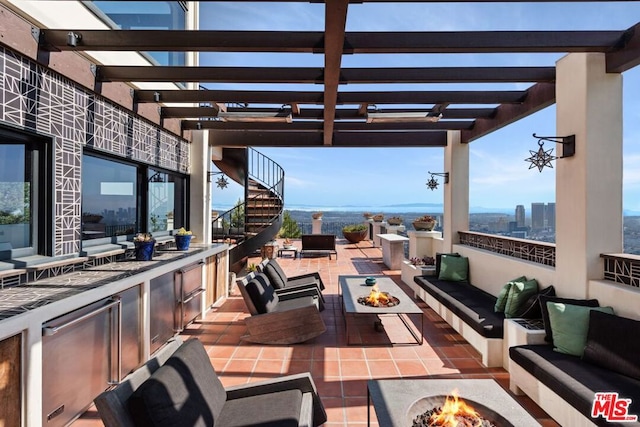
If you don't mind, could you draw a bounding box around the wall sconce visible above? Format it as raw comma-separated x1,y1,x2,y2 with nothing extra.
426,171,449,191
208,172,228,189
525,133,576,172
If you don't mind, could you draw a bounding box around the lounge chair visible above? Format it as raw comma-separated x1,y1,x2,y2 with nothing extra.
94,337,327,427
236,272,326,344
257,258,326,303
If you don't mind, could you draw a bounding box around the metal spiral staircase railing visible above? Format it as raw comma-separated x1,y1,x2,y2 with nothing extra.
212,148,284,270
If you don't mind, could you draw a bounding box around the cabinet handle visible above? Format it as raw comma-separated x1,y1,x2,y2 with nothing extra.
42,298,121,336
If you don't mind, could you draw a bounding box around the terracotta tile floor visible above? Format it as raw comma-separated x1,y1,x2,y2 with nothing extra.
75,238,558,426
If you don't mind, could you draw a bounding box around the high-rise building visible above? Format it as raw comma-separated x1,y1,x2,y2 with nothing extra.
531,203,546,229
515,205,525,227
546,202,556,229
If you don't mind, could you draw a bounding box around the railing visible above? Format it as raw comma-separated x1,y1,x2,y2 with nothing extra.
601,253,640,288
458,231,556,267
213,149,285,264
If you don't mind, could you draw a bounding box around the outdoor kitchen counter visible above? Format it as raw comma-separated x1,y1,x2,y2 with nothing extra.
0,243,229,427
0,243,228,323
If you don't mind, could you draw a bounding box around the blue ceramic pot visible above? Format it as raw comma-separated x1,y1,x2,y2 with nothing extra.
135,241,156,261
365,277,377,286
175,234,192,251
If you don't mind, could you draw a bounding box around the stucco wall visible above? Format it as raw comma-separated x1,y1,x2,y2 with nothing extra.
453,244,556,296
0,45,190,256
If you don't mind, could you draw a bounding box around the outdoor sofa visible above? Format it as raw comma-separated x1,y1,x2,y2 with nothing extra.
509,308,640,427
413,253,546,367
300,234,337,260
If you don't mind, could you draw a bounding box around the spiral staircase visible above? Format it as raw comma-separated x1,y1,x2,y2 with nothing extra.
212,147,284,271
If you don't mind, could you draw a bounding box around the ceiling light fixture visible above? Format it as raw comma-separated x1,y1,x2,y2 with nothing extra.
366,111,443,123
525,133,576,172
426,171,449,191
218,110,292,123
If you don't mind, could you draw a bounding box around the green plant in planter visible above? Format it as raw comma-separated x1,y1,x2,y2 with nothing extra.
133,233,156,260
174,227,193,250
342,224,368,243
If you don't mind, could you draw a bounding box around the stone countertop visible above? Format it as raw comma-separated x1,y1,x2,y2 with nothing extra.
0,244,224,321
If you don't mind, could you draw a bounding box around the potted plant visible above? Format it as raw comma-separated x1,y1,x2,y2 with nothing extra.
372,214,384,222
312,211,323,220
387,216,403,226
362,212,373,220
174,227,193,251
133,233,156,261
413,215,437,231
342,224,368,243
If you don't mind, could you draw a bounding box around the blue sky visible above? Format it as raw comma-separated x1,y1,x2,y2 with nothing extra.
200,2,640,213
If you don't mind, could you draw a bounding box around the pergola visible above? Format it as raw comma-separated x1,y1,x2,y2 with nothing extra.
35,1,640,148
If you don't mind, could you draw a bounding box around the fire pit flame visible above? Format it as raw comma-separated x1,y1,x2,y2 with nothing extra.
430,389,482,426
366,284,389,306
358,284,400,307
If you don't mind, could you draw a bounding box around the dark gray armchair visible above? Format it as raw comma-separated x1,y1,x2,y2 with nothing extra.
94,337,327,427
236,272,326,344
257,258,326,303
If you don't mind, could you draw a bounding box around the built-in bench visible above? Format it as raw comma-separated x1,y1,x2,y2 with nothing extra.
300,234,337,260
413,276,505,367
509,310,640,427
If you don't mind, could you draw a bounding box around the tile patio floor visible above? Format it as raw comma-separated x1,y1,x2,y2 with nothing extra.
75,238,559,426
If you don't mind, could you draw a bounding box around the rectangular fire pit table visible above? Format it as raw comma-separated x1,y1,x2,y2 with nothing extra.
339,275,423,346
367,379,541,427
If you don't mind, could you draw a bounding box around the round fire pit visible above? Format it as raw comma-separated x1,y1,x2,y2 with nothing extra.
357,293,400,308
407,395,510,427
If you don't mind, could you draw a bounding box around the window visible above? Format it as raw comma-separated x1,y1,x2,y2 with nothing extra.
82,154,138,239
148,168,187,233
86,1,187,66
0,128,50,258
81,153,188,240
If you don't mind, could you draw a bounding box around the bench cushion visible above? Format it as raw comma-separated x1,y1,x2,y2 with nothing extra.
263,261,287,289
413,277,505,338
245,273,279,314
510,344,640,427
583,310,640,381
128,338,227,427
217,389,302,427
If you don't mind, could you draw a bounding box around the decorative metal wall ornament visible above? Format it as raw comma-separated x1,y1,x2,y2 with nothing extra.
426,171,449,190
208,172,229,189
525,133,576,172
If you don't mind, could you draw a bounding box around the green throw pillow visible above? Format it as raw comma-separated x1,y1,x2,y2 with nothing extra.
504,278,538,318
438,255,469,282
546,302,614,357
494,276,527,313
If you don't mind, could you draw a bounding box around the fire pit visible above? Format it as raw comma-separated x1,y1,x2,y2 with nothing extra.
358,284,400,308
409,392,502,427
367,379,540,427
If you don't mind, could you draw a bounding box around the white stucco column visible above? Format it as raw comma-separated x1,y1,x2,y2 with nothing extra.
555,53,623,297
443,130,470,251
189,130,212,243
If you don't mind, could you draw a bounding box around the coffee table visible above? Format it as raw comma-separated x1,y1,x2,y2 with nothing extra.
367,379,540,427
339,275,423,345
